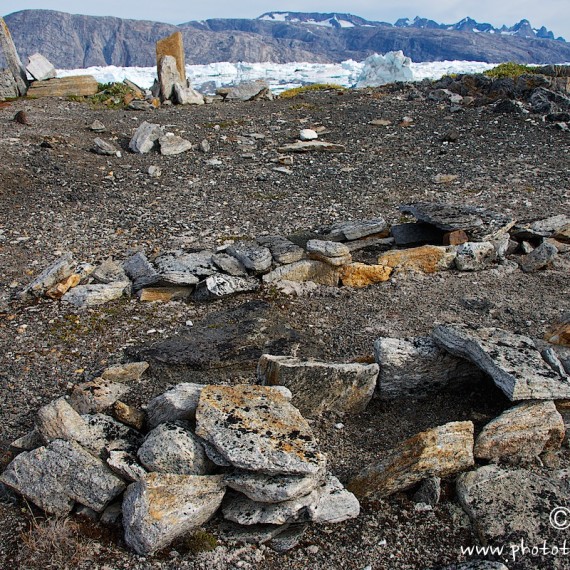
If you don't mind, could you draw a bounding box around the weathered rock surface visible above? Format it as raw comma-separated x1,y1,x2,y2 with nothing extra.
69,378,129,414
157,55,182,102
195,385,326,475
412,476,441,506
112,401,145,431
122,473,225,555
546,321,570,347
400,202,515,241
433,325,570,400
159,134,193,156
258,354,378,417
455,241,497,271
278,141,345,153
20,252,74,299
519,242,558,272
26,53,56,81
226,241,272,273
193,274,260,301
81,414,142,458
36,397,93,445
263,259,340,286
154,250,214,285
128,122,163,154
221,80,272,102
340,263,392,288
139,286,193,302
101,361,149,383
107,450,147,482
123,251,160,290
378,245,456,273
373,336,482,400
257,236,305,265
26,75,98,97
325,218,388,241
146,383,204,428
137,421,213,475
474,401,565,463
306,475,360,524
512,214,570,240
211,253,248,276
306,239,351,266
0,439,125,515
92,259,129,284
93,137,120,156
61,281,130,308
173,84,204,105
348,421,474,499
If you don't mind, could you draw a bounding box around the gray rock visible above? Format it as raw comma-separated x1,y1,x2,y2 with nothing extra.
390,223,443,246
325,218,388,241
299,129,318,141
122,473,226,555
129,121,163,154
221,80,271,102
173,83,204,105
200,438,232,467
257,236,305,265
211,253,248,276
158,55,182,102
455,241,497,271
278,141,345,153
146,383,204,428
26,53,56,81
10,429,43,452
137,421,213,475
93,137,120,156
92,259,129,284
400,202,515,241
81,413,142,458
306,475,360,524
193,274,260,301
432,325,570,400
154,250,215,284
69,378,129,414
107,451,147,482
36,397,93,446
271,279,319,296
128,100,155,111
159,134,193,156
199,139,210,153
262,260,340,287
0,70,19,99
306,240,350,258
0,439,125,515
100,501,123,526
373,336,482,400
123,251,160,290
226,241,272,273
519,242,558,272
258,354,378,417
217,521,288,544
344,236,395,252
512,214,570,240
20,252,74,299
61,281,130,308
89,119,106,133
268,524,307,552
412,476,441,506
226,470,324,503
195,384,326,475
457,464,570,546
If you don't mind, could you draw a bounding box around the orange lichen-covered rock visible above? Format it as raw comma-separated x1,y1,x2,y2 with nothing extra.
377,245,456,273
545,321,570,347
156,31,186,83
340,263,392,288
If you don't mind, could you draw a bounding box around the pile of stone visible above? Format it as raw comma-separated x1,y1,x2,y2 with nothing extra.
18,203,569,309
0,366,359,555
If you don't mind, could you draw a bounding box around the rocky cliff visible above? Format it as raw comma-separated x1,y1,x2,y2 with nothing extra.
3,9,570,68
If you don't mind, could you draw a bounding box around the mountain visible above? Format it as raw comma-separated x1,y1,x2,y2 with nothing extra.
2,9,570,69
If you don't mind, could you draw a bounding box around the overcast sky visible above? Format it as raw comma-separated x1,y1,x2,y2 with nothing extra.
3,1,569,39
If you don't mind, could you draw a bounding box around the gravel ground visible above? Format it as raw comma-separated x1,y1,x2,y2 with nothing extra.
0,85,569,570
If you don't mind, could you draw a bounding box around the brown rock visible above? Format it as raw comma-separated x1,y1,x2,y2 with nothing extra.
474,401,565,463
545,321,570,347
27,76,99,98
69,378,129,414
45,274,81,299
263,260,340,287
442,230,469,246
340,263,392,288
112,401,145,431
13,110,30,125
553,223,570,243
139,286,193,302
101,362,149,383
348,421,474,499
156,32,186,85
377,245,456,274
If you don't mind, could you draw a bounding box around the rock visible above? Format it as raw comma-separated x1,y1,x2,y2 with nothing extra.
545,321,570,347
400,202,515,242
128,100,155,111
148,165,161,178
20,252,74,299
93,137,120,156
0,70,18,99
355,51,413,87
257,236,305,265
433,174,459,184
89,119,106,132
122,473,225,555
391,223,444,246
299,129,318,141
139,287,192,302
258,354,378,417
137,421,213,475
26,75,98,97
123,251,160,290
26,53,56,81
344,236,395,252
268,524,307,551
100,501,123,526
226,241,272,273
306,239,352,266
199,139,210,153
211,253,248,276
69,378,129,414
455,241,497,271
157,55,182,102
221,80,272,102
377,245,456,274
154,250,215,284
443,229,470,246
474,401,565,463
112,401,145,431
271,280,319,296
10,429,43,452
195,385,326,475
306,475,360,524
373,336,482,400
101,361,149,383
512,214,570,240
278,141,345,153
368,118,392,126
348,421,474,499
156,31,186,86
193,274,260,301
81,414,142,458
0,439,125,515
218,521,288,544
128,121,163,154
107,450,147,482
263,260,339,287
432,325,570,400
92,259,129,284
146,383,204,428
519,242,558,272
61,281,130,308
13,110,30,125
554,223,570,243
457,465,570,546
324,218,389,242
36,397,93,445
226,471,323,503
412,476,441,506
340,263,392,288
159,133,193,156
173,83,204,105
494,99,525,114
45,273,81,299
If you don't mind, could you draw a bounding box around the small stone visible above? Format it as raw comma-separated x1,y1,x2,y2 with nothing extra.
146,383,204,428
377,245,456,274
455,241,497,271
112,401,145,431
101,502,123,526
10,429,44,452
299,129,318,141
61,281,130,308
340,263,392,288
278,141,345,153
69,378,129,414
148,165,161,178
412,476,441,506
93,137,120,156
545,321,570,347
217,521,287,544
36,397,93,445
368,118,392,126
13,110,30,125
519,242,558,272
433,174,459,184
256,236,305,265
129,122,163,154
199,139,210,153
89,120,106,132
101,362,149,383
159,134,193,156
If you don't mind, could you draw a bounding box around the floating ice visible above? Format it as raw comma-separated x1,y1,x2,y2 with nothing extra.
355,51,414,87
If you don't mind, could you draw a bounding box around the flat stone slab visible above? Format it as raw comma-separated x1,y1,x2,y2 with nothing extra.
325,218,388,241
20,252,74,299
154,250,215,284
378,245,456,273
340,263,392,288
27,75,98,98
193,274,260,301
400,202,515,241
226,241,272,273
69,378,129,414
61,281,130,308
159,134,193,156
122,473,225,555
433,325,570,400
258,355,377,417
348,421,474,499
262,259,340,287
257,236,305,265
278,141,345,153
0,439,125,515
195,385,326,475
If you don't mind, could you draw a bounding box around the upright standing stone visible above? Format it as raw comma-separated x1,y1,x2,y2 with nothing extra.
157,55,182,102
156,31,186,85
0,17,28,95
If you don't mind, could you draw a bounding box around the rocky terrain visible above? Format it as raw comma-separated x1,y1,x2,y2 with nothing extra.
0,74,569,570
3,9,570,68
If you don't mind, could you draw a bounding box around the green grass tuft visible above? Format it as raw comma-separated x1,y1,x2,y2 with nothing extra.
484,62,539,79
279,83,346,99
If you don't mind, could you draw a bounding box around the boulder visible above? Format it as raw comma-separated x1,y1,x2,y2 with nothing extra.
258,354,378,417
474,401,565,463
512,214,570,240
306,475,360,524
432,325,570,400
340,263,392,288
93,137,120,156
26,75,98,98
0,439,125,515
26,53,56,81
195,385,326,475
159,134,193,156
519,242,558,272
36,397,93,445
545,320,570,347
123,251,160,290
128,122,163,154
61,281,130,308
69,378,129,414
154,250,215,285
20,252,74,299
122,473,225,555
412,476,441,506
193,274,260,301
348,421,474,499
455,242,497,271
263,260,340,287
377,245,456,273
373,336,482,400
146,383,204,428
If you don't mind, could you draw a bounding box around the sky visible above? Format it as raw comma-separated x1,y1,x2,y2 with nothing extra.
2,0,569,39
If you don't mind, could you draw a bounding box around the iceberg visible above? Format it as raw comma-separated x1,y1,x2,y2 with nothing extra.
354,51,414,87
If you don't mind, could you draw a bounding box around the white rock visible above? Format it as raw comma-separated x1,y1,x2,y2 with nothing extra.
299,129,318,141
